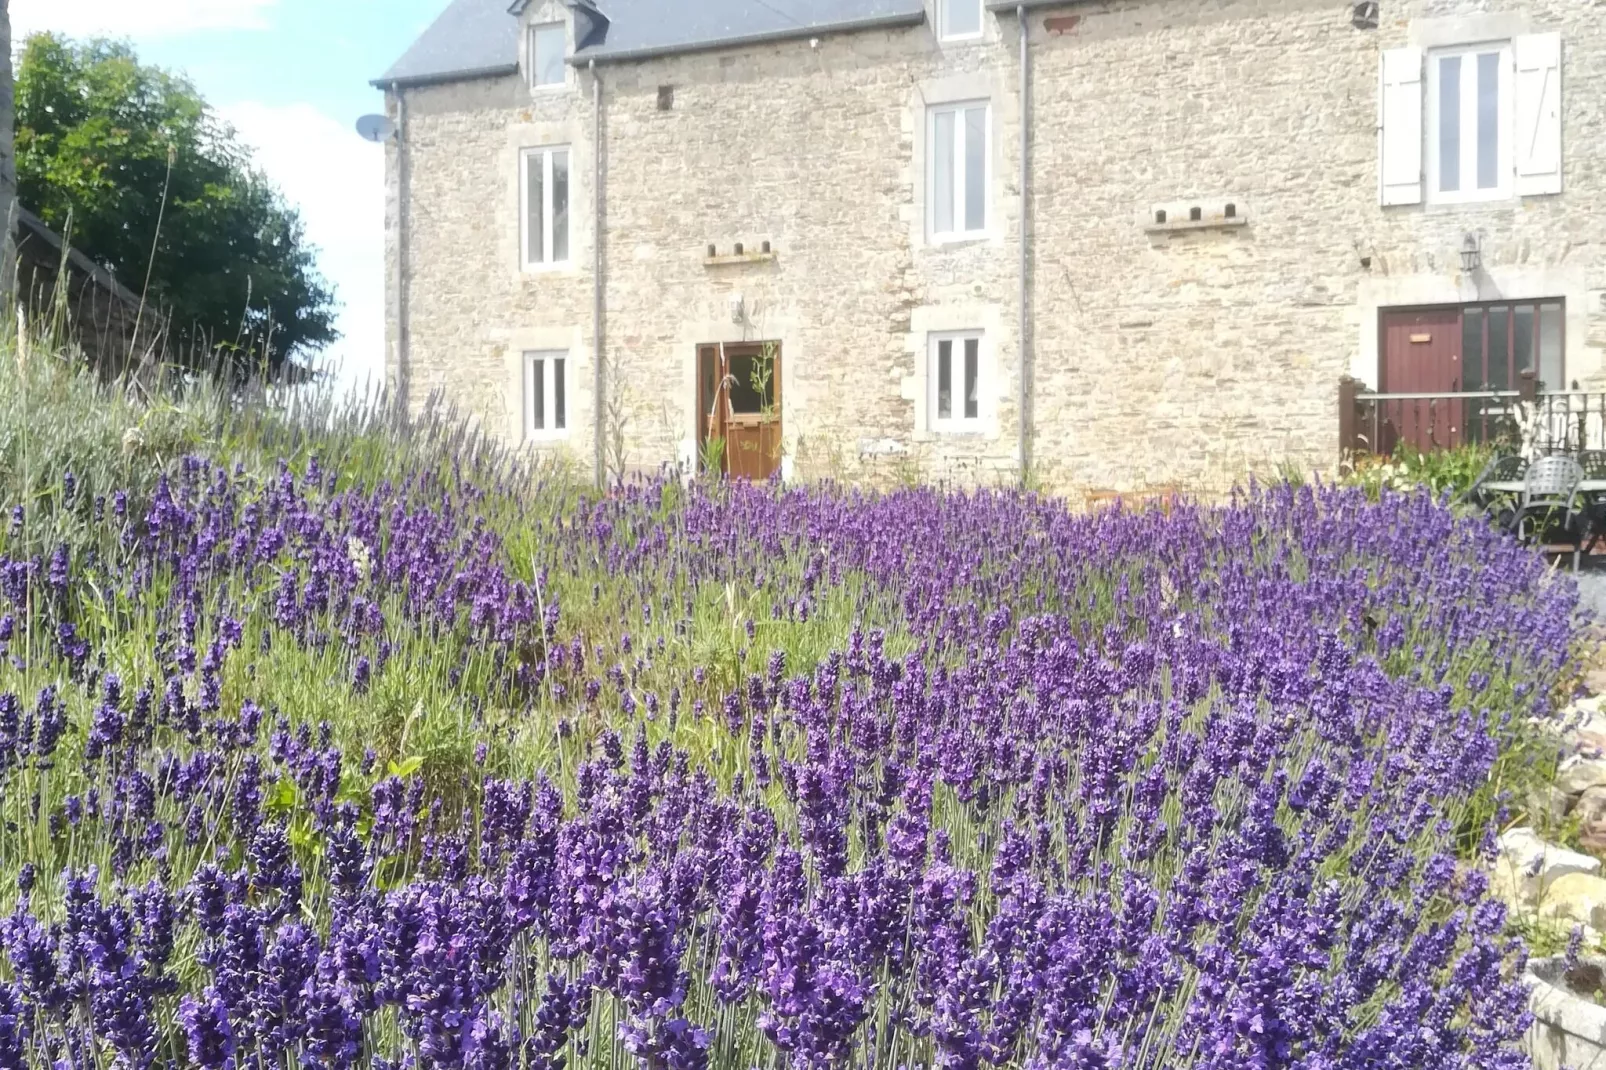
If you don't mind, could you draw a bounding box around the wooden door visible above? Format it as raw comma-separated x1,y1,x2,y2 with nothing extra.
697,345,725,474
696,342,782,479
1380,309,1465,453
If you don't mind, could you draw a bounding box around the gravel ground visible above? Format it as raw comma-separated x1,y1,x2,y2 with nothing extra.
1576,571,1606,623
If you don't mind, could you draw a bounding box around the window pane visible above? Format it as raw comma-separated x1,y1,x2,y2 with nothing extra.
963,339,979,419
1513,305,1534,378
1540,303,1565,391
964,107,986,232
1462,309,1485,390
526,154,545,263
727,354,774,415
937,340,952,420
942,0,982,37
554,358,567,429
1476,52,1500,189
552,151,570,263
1487,306,1510,391
533,25,565,86
530,358,545,431
932,111,955,234
1438,55,1461,193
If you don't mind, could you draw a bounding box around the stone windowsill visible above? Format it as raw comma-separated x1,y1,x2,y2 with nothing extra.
1144,216,1249,236
703,252,777,267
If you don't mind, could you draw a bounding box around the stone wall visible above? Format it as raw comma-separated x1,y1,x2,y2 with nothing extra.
387,0,1606,497
1028,0,1606,492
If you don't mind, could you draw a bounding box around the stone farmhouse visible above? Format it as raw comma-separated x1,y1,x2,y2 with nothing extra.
377,0,1601,493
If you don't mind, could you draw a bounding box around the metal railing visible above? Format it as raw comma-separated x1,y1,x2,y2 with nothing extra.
1339,373,1606,457
1532,391,1606,454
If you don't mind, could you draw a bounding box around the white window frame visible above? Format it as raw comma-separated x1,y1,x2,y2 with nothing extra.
928,331,985,432
1425,41,1514,204
926,101,991,243
937,0,984,41
528,22,567,89
520,146,572,271
523,351,569,441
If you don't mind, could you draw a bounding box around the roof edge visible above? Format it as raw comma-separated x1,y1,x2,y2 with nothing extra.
16,207,144,307
509,0,607,18
570,9,927,66
370,62,521,90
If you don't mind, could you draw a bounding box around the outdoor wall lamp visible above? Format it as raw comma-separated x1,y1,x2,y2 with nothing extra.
1460,233,1483,273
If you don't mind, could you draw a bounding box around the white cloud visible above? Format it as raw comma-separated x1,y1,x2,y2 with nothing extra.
218,101,387,393
11,0,279,42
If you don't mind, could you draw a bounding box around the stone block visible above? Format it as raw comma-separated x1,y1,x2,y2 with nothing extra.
1530,784,1576,826
1579,786,1606,827
1560,756,1606,795
1541,873,1606,929
1494,828,1602,910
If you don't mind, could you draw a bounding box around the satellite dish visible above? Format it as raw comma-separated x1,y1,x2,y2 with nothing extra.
355,114,396,143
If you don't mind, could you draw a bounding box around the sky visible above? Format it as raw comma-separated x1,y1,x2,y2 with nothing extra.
10,0,449,392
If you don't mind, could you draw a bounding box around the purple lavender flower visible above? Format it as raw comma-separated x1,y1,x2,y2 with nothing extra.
179,988,237,1069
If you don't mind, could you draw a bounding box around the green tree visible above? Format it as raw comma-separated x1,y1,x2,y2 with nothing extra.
0,1,16,301
15,33,336,379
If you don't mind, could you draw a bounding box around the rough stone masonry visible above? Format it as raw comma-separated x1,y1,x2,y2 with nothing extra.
384,0,1606,497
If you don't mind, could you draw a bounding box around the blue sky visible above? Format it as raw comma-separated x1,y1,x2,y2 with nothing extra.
11,0,450,391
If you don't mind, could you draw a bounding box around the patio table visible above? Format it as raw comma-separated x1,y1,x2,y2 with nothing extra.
1479,476,1606,567
1480,480,1606,495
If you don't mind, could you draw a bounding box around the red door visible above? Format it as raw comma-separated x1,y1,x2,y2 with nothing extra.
1380,309,1464,453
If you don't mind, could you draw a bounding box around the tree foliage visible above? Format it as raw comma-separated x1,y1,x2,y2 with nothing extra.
0,1,17,301
15,33,337,378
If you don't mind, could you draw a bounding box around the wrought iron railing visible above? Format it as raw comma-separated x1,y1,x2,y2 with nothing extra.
1531,391,1606,454
1339,374,1606,458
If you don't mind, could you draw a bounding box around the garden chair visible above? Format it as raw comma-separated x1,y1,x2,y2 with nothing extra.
1459,452,1528,514
1575,451,1606,560
1511,454,1587,571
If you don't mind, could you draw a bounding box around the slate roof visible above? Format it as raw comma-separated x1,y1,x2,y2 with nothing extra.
378,0,522,87
377,0,930,87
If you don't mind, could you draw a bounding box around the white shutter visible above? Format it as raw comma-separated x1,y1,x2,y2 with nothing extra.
1514,32,1562,196
1379,47,1423,206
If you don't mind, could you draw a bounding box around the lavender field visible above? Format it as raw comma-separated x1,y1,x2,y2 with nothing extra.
0,365,1581,1069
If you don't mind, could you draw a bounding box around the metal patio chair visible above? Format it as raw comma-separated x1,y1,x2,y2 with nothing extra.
1576,451,1606,560
1577,450,1606,480
1460,452,1528,513
1511,454,1587,570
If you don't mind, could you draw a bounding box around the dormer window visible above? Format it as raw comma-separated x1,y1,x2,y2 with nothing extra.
938,0,983,40
529,22,566,87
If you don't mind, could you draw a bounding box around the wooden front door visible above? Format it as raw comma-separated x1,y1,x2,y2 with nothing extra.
696,342,782,480
1380,309,1465,453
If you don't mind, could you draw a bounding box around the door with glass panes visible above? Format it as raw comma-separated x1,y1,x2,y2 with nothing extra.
1379,301,1564,451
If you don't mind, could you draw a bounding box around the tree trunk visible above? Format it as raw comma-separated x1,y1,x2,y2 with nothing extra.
0,0,16,306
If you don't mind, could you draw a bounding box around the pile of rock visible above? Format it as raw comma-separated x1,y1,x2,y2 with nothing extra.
1494,696,1606,931
1555,694,1606,853
1495,827,1605,928
1500,694,1606,1069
